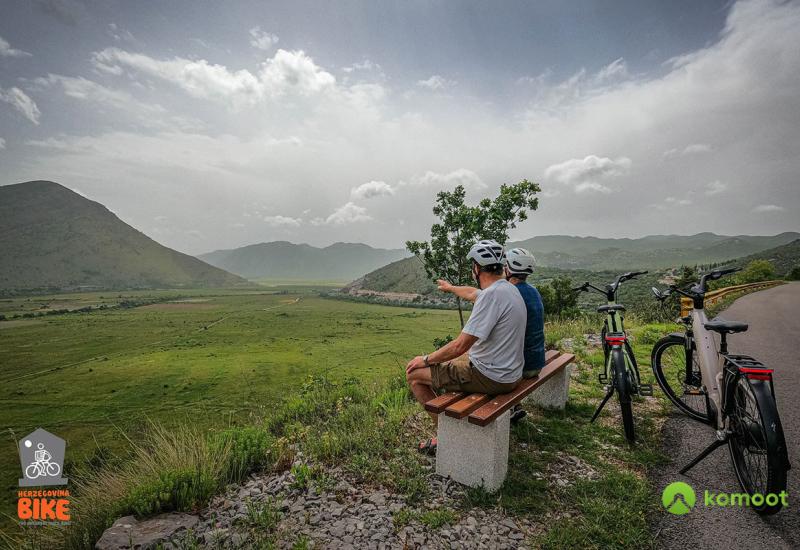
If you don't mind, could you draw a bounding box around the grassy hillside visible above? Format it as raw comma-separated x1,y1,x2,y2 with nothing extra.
513,232,800,270
349,233,799,299
199,241,409,280
0,181,249,293
728,239,800,275
346,256,667,315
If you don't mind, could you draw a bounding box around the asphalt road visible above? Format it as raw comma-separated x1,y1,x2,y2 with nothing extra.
652,282,799,549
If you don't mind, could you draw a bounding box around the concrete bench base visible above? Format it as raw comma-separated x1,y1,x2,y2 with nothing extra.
435,363,573,491
525,364,574,410
436,410,510,491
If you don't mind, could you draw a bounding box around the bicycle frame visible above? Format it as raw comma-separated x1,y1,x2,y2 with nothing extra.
688,305,725,428
603,305,640,386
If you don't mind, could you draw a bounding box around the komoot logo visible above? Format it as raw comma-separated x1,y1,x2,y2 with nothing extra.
662,481,696,515
661,481,788,515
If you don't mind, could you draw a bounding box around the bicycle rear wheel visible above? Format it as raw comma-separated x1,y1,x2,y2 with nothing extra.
651,335,709,422
728,376,788,515
612,348,635,443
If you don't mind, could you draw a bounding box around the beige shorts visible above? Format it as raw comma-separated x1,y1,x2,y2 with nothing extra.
430,353,519,395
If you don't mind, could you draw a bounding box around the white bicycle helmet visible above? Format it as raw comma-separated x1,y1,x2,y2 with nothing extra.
467,239,505,266
504,247,536,275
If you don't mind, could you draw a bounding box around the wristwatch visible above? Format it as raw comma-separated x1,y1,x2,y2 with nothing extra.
423,355,430,367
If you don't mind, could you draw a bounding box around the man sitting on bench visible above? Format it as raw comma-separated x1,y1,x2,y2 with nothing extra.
406,239,526,455
438,247,545,423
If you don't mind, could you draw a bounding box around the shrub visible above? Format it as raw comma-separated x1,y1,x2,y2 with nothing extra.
786,266,800,281
211,426,276,483
737,259,775,284
124,468,218,517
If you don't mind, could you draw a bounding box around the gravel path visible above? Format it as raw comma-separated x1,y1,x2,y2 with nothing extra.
652,282,799,549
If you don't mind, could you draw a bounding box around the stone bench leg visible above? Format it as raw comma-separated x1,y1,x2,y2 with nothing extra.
435,410,510,491
525,365,574,410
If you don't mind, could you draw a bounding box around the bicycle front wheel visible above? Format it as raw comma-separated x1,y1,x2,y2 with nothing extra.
652,334,709,422
728,376,789,515
612,348,635,443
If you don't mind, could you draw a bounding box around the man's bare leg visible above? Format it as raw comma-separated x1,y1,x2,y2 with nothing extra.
406,366,439,427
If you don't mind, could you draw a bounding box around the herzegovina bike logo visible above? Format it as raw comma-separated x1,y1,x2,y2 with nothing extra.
662,482,696,515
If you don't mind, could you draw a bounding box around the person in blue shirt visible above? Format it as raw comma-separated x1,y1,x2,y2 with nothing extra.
503,248,546,378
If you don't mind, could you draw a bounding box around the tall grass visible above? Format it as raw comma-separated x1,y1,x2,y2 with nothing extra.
25,422,276,550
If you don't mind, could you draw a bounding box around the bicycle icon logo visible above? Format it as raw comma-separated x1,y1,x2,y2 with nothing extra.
17,428,68,487
24,442,62,480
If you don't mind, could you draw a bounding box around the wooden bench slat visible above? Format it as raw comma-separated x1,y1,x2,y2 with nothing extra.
467,353,575,426
543,349,561,363
444,393,492,418
422,349,567,416
424,391,467,413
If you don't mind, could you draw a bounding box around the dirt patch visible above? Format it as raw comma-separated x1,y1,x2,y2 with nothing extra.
141,302,216,311
0,320,42,329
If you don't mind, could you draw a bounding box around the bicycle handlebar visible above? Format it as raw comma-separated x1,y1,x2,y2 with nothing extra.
651,266,741,303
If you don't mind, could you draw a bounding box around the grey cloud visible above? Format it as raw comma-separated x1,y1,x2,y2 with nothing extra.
351,181,394,200
0,36,32,58
0,87,41,124
249,27,279,51
544,155,631,194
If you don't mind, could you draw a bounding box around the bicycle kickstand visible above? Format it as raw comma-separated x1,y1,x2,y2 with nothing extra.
679,434,728,475
591,386,614,423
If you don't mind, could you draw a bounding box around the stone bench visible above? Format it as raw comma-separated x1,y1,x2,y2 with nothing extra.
424,350,576,491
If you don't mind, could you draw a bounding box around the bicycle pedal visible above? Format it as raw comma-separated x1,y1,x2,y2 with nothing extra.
638,384,654,397
598,373,608,384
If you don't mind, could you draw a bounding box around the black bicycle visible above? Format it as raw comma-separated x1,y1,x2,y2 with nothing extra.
573,271,652,443
651,268,790,515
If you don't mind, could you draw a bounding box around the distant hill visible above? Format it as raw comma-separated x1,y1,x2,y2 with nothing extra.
729,239,800,276
348,232,800,295
198,241,409,281
0,181,249,292
512,233,800,271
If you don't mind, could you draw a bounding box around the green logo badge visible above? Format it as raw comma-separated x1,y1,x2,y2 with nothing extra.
662,482,696,515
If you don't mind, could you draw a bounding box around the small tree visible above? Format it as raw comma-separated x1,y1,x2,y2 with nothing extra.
787,266,800,281
674,265,698,289
540,277,579,317
406,180,541,326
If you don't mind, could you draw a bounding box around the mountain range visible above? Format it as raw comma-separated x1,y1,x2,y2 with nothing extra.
511,233,800,271
2,180,797,293
198,242,409,281
0,181,248,292
348,234,800,296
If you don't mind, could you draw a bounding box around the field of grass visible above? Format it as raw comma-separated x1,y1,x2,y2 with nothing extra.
0,289,460,526
1,287,682,548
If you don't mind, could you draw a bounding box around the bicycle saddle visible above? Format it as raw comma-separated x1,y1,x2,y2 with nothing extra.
704,319,749,334
597,304,626,313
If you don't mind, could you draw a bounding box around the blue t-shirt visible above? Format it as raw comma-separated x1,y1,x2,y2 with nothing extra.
513,282,546,372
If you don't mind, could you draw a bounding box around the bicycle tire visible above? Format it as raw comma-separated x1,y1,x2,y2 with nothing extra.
728,376,788,515
651,334,709,422
46,461,60,477
612,348,636,443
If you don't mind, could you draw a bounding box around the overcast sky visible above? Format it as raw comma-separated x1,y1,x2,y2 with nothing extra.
1,0,798,254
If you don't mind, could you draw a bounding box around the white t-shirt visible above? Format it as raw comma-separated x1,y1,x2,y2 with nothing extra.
462,279,526,383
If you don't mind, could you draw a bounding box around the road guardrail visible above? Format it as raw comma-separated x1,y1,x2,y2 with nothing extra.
680,280,785,317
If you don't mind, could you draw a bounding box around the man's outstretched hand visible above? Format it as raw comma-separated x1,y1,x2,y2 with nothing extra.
406,355,427,374
437,279,453,293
